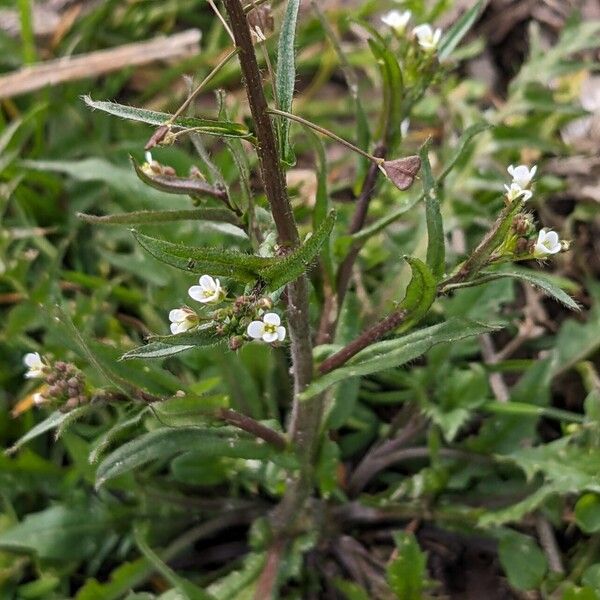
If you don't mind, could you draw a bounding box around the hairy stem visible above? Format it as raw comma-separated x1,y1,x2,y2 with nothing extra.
222,0,321,530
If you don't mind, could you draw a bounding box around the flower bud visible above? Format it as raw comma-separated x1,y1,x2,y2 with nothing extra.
229,336,244,351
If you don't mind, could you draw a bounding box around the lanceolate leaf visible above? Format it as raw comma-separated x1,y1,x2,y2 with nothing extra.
261,210,336,289
147,323,222,348
303,318,499,399
132,230,276,281
134,212,335,288
367,36,403,151
275,0,301,164
96,427,275,488
83,96,252,138
479,269,580,310
78,208,240,226
438,0,484,61
7,408,88,454
121,342,195,361
419,142,445,281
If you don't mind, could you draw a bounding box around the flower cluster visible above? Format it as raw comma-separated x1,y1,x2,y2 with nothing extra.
23,354,89,411
380,10,442,52
167,274,286,347
499,164,567,259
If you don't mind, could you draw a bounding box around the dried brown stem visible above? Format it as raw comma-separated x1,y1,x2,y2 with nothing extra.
0,29,201,99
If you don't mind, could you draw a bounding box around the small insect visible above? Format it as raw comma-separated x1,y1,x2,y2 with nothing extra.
187,258,196,270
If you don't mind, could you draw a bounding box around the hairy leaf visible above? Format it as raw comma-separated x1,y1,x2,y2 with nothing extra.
133,230,275,280
419,142,445,280
261,210,336,289
304,318,499,399
83,97,251,138
479,269,580,310
79,208,239,226
96,427,274,488
275,0,301,164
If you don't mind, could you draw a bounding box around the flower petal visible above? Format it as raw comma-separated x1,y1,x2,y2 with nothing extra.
545,231,559,247
262,331,279,343
263,313,281,326
170,322,180,334
188,285,204,301
276,326,286,342
169,309,186,322
24,352,41,368
199,274,216,291
247,321,265,339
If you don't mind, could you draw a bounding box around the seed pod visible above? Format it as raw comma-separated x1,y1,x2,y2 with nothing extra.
381,156,421,191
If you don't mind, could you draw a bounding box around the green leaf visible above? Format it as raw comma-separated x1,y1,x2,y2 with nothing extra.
479,269,580,310
206,552,265,600
7,410,75,454
0,504,112,561
387,531,427,600
134,523,213,600
576,494,600,533
304,318,499,399
83,96,251,138
275,0,301,164
333,579,371,600
367,35,403,150
121,342,195,360
419,141,445,280
133,230,275,281
498,531,547,591
146,324,222,348
398,257,437,328
78,208,240,226
96,427,274,488
261,210,336,289
438,0,483,60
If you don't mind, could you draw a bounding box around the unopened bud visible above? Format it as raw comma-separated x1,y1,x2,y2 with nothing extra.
229,336,243,351
257,297,273,310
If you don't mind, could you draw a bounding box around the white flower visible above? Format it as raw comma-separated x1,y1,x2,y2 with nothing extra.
504,182,533,203
33,392,45,406
168,307,198,334
507,164,537,189
381,10,411,32
23,352,45,379
412,24,442,51
188,275,225,304
145,151,153,164
400,118,410,138
247,313,286,344
534,229,561,257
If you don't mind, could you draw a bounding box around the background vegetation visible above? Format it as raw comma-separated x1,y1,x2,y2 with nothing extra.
1,0,600,598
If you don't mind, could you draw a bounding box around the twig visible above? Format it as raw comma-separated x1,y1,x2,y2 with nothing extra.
479,333,509,403
216,408,287,451
318,307,407,374
536,514,564,574
221,0,320,538
254,538,286,600
0,29,201,99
